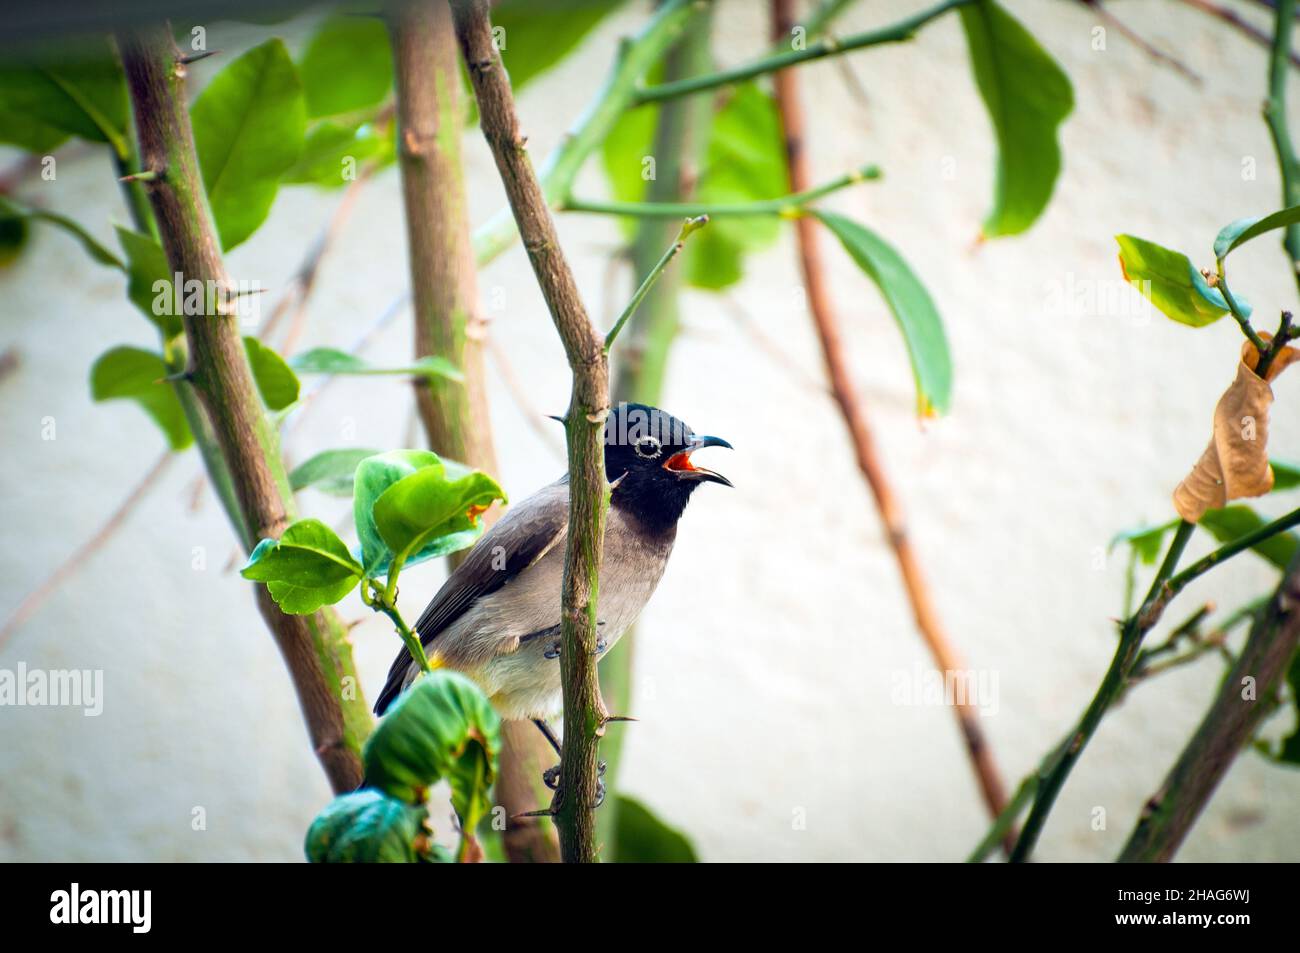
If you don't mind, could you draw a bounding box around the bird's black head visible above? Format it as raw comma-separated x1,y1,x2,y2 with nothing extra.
598,402,732,533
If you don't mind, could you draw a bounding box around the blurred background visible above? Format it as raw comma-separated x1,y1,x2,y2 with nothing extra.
1,0,1299,861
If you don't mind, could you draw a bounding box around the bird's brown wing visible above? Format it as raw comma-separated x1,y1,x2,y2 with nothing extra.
373,480,569,714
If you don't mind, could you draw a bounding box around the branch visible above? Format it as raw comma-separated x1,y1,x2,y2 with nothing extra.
634,0,976,105
768,0,1014,848
1265,0,1300,294
452,0,611,864
1009,519,1196,861
470,0,697,266
1008,507,1300,860
1118,552,1300,861
118,24,371,794
1082,0,1202,84
386,0,555,863
562,164,880,219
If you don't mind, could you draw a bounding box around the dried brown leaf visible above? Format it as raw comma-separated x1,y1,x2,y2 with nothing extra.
1173,336,1297,522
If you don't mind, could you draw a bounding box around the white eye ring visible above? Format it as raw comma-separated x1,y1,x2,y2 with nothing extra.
633,435,662,459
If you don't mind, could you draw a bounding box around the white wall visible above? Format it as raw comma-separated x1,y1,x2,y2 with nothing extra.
1,0,1298,861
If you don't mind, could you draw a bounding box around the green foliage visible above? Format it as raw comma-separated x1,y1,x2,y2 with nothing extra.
89,346,192,450
493,0,624,93
602,82,788,290
611,795,698,862
240,518,364,614
1214,206,1300,261
1272,459,1300,491
289,447,382,497
0,41,129,154
298,15,393,119
242,336,300,411
815,211,952,416
290,346,462,381
352,449,504,576
283,119,391,188
191,39,305,251
114,227,183,338
1116,234,1236,327
959,0,1073,236
0,196,124,270
304,789,430,863
373,464,505,575
363,671,502,828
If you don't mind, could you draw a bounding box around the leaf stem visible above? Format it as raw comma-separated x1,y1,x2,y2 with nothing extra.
564,164,880,220
604,215,708,352
1265,0,1300,293
1214,268,1269,354
365,579,431,674
632,0,977,105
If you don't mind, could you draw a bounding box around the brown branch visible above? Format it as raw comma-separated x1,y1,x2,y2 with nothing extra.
452,0,610,864
1118,554,1300,861
118,23,370,794
769,0,1013,850
0,451,174,653
387,0,556,864
1180,0,1300,68
1082,0,1203,84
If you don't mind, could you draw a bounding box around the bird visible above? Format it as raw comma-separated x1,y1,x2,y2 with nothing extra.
372,402,731,774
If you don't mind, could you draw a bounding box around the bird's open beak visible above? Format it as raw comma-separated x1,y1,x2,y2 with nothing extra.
663,435,733,487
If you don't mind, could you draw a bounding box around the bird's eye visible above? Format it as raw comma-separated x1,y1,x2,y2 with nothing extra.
633,435,662,459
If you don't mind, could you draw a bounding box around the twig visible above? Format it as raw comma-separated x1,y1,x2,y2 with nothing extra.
0,452,175,653
604,215,708,351
1082,0,1202,84
635,0,977,105
768,0,1014,850
1180,0,1300,68
1118,552,1300,861
562,165,880,219
119,23,371,794
453,0,613,864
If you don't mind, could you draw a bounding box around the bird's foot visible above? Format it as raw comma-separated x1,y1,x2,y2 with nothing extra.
542,760,607,807
542,621,607,659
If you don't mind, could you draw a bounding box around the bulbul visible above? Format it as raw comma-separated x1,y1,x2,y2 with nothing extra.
373,402,731,765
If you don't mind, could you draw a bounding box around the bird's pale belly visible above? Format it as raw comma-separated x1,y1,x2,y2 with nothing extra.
436,512,674,720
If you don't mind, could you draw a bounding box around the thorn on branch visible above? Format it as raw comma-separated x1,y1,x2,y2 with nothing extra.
177,48,222,66
118,169,162,184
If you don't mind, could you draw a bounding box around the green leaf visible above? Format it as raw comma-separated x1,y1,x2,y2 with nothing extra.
242,336,300,411
686,83,788,290
1116,234,1239,328
1214,206,1300,261
492,0,624,93
0,42,129,154
304,789,428,863
299,15,393,119
611,795,698,862
363,671,502,830
240,518,364,614
353,450,442,575
114,226,182,338
0,195,124,270
958,0,1073,236
283,119,390,188
1198,506,1299,571
290,447,382,497
815,211,952,415
89,346,192,450
1109,519,1180,565
373,463,505,571
290,347,462,381
0,215,27,267
1271,459,1300,491
191,39,306,251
